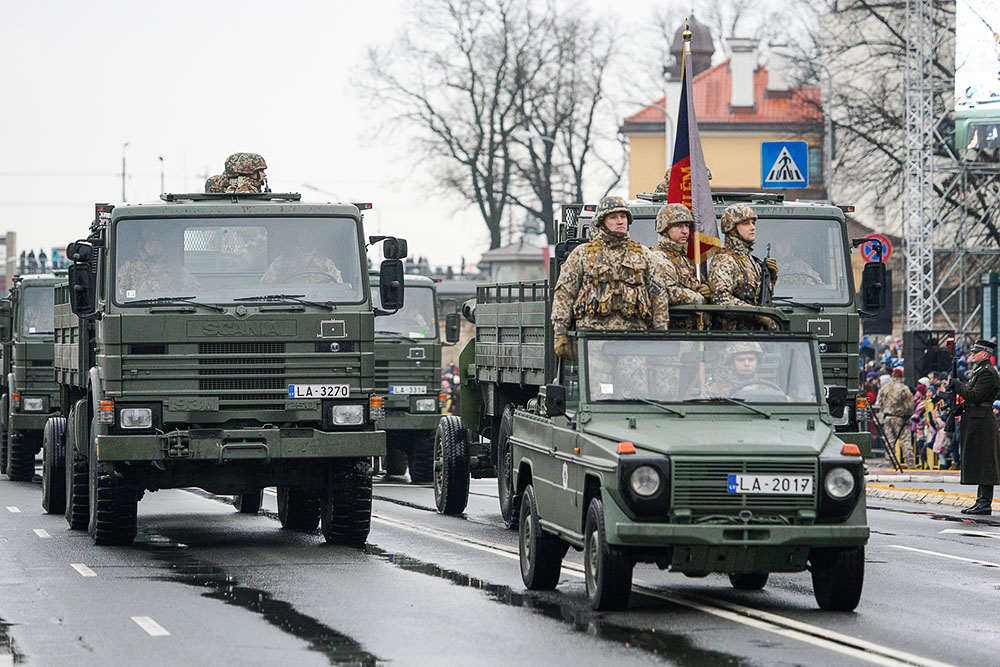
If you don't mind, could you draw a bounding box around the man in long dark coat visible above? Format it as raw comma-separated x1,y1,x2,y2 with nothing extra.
944,339,1000,515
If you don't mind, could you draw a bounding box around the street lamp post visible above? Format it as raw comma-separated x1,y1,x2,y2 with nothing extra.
121,142,129,202
158,156,165,194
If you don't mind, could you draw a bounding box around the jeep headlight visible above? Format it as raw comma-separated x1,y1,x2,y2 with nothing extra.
824,467,855,499
22,397,45,412
414,398,437,412
629,465,662,497
331,404,364,426
119,407,153,429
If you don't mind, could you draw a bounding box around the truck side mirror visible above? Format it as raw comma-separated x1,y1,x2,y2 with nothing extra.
68,264,96,316
860,261,886,315
544,384,566,417
445,312,461,343
382,237,408,260
66,241,93,264
824,385,848,419
378,259,405,311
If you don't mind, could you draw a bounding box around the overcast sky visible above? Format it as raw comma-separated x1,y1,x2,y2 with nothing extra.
0,0,685,269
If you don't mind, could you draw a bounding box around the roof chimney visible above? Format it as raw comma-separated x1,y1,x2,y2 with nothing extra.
727,38,758,109
766,45,790,95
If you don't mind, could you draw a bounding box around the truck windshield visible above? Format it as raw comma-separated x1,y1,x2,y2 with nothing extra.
21,286,55,335
114,217,365,305
585,337,820,405
372,286,437,339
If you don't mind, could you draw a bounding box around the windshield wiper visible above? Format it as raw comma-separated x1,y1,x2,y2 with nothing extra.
772,296,823,312
684,396,772,419
376,330,421,342
633,397,686,417
234,294,335,311
127,296,225,313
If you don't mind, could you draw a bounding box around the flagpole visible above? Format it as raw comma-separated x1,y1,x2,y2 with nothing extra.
682,21,702,282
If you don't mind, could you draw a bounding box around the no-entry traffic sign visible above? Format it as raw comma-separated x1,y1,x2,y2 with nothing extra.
860,233,892,262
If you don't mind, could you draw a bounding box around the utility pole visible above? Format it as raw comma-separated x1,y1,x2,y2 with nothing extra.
158,156,165,194
121,142,130,202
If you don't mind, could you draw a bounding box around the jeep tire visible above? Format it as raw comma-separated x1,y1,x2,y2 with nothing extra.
584,496,633,611
810,546,864,611
519,484,566,590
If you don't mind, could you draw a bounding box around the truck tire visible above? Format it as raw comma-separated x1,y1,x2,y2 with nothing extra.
234,489,263,514
433,416,469,515
88,436,138,546
321,459,372,546
41,417,67,514
519,484,566,590
407,432,435,485
497,405,520,529
810,546,864,611
584,496,633,610
6,429,39,482
384,442,408,477
278,486,321,530
729,573,769,590
0,428,7,477
64,407,89,530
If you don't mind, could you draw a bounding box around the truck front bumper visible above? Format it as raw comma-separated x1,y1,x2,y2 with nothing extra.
376,410,441,432
10,412,58,431
96,427,386,462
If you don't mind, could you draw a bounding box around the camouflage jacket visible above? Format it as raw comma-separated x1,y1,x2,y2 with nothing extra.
708,234,774,307
261,252,343,284
650,238,706,306
551,229,669,338
117,255,199,298
876,377,914,417
226,175,262,194
776,256,822,287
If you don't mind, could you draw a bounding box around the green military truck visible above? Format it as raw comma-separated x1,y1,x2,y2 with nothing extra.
46,194,407,546
1,274,62,493
370,273,458,483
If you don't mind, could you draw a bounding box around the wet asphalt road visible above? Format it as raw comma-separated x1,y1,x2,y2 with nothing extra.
2,468,999,666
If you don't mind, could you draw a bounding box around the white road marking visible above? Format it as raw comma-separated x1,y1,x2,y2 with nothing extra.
131,616,170,637
938,528,1000,540
372,510,955,667
71,563,97,577
6,506,20,513
890,544,1000,569
33,528,51,538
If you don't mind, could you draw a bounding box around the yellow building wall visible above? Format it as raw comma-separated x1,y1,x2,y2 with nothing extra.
627,131,822,195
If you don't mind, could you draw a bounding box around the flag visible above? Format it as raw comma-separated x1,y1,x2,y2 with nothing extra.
667,27,721,262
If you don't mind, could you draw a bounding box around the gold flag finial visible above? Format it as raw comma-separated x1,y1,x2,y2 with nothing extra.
683,18,692,42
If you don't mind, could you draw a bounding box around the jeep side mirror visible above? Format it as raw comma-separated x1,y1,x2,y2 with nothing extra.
378,259,405,311
445,312,461,343
68,264,96,317
825,385,848,419
859,261,886,315
544,384,567,417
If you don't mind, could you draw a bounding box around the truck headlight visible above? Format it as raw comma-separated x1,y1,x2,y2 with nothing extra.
824,467,856,499
629,465,662,497
119,407,153,429
22,397,45,412
414,398,437,412
331,404,364,426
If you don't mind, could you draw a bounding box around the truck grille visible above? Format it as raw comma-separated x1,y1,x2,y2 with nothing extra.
198,342,286,410
672,458,817,518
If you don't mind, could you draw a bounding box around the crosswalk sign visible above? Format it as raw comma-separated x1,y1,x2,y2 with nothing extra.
761,141,809,189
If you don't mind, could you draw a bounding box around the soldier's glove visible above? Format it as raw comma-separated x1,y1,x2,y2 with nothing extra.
696,284,712,300
764,257,779,280
554,335,577,362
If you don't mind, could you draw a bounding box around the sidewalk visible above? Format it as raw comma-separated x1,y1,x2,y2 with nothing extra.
864,464,999,511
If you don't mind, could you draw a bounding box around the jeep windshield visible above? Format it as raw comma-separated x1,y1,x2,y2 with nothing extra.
21,285,55,335
113,217,365,305
585,337,820,405
372,285,437,339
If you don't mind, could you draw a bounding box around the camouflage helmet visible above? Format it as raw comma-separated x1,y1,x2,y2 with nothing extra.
230,152,268,176
593,196,633,229
653,178,669,194
204,174,229,193
725,341,764,364
720,203,757,234
655,203,694,234
223,153,244,178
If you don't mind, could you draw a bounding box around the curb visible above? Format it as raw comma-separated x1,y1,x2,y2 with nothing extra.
867,475,959,483
866,484,999,511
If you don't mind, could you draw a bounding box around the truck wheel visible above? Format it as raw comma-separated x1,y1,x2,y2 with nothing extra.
384,442,408,477
278,486,321,530
433,416,469,515
497,405,520,529
729,573,769,590
407,432,435,485
321,459,372,546
41,418,67,514
584,497,633,610
64,407,89,530
519,484,566,590
0,425,8,477
6,429,39,482
88,437,138,546
234,489,263,514
810,546,864,611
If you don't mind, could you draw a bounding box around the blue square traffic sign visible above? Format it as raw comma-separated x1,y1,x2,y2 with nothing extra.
761,141,809,188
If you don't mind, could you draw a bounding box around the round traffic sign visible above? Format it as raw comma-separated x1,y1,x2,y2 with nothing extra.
860,233,892,262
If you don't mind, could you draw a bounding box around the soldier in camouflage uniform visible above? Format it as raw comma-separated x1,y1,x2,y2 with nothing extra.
551,196,670,361
117,227,199,299
205,174,229,193
708,204,779,330
225,153,268,193
772,237,822,286
653,177,669,194
876,368,916,467
261,226,343,285
707,341,765,397
648,203,712,329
